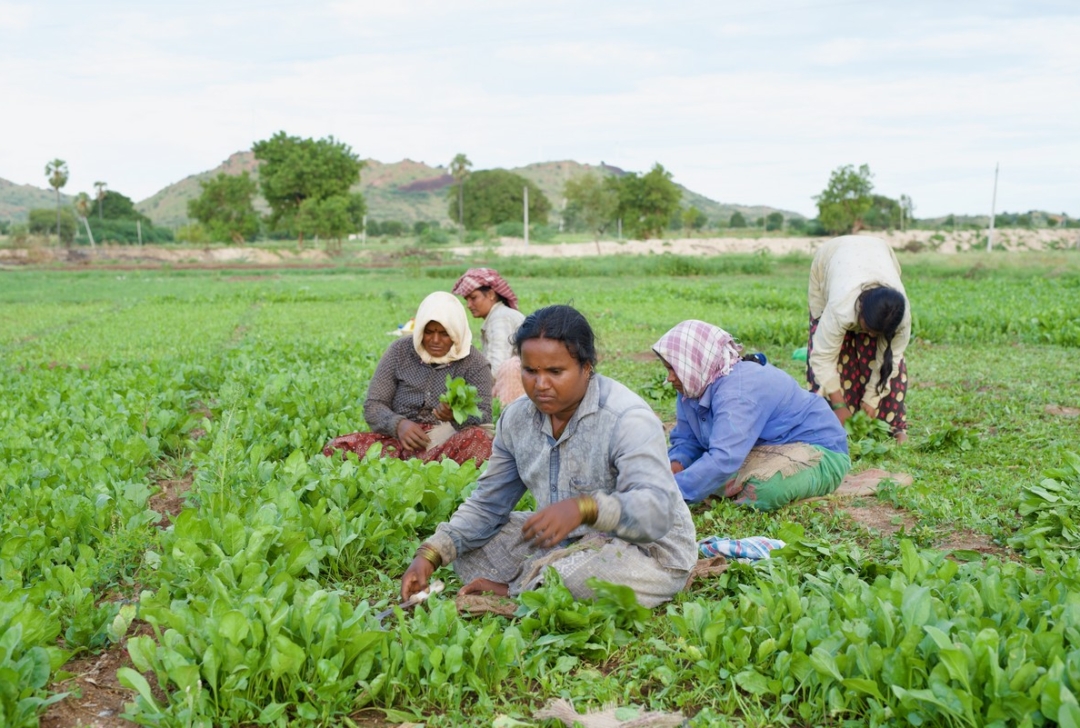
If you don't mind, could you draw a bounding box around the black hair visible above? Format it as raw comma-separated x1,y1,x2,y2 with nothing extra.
513,304,597,368
857,286,906,394
475,285,509,306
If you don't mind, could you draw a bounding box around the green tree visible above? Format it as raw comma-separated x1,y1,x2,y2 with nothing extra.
729,211,747,228
450,153,472,239
187,172,260,244
765,211,784,231
682,206,706,235
862,195,902,231
294,192,366,252
813,163,874,235
614,163,681,240
96,190,150,223
563,171,618,239
252,131,364,248
451,169,550,230
29,207,76,245
45,159,69,244
93,181,107,221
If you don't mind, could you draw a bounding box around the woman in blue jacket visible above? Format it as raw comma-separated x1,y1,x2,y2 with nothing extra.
653,320,850,511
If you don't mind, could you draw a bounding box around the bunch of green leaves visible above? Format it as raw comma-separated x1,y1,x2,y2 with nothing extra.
1009,451,1080,554
916,423,979,453
439,375,481,425
844,410,894,460
640,370,677,404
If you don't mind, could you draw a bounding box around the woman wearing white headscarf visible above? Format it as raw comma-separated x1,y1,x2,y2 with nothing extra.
653,320,849,510
323,291,494,465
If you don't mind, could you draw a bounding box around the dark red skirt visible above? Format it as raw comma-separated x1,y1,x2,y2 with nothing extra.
806,315,907,435
323,424,493,465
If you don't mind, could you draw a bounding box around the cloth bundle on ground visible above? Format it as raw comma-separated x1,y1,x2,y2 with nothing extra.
698,535,785,560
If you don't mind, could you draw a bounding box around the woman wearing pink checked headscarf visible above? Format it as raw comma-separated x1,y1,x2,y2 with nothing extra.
452,268,527,403
653,320,850,511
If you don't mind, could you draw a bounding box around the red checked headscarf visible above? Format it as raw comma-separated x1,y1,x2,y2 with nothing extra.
652,320,744,400
451,268,520,310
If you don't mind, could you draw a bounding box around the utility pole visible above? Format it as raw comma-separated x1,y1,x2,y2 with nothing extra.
987,163,999,252
361,214,367,245
523,186,529,247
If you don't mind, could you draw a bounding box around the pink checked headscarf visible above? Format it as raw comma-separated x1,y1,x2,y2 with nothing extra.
451,268,520,310
652,320,744,400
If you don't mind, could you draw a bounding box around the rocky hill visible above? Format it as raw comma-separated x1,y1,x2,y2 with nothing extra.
129,154,803,229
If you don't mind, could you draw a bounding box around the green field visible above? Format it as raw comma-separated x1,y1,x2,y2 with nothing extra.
3,251,1080,727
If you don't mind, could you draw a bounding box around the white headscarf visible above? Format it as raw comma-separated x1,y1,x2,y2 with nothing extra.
412,291,472,364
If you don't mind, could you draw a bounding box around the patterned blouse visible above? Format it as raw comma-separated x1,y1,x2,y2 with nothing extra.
363,337,492,436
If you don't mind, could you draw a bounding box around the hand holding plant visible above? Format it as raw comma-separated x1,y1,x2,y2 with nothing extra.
439,375,481,425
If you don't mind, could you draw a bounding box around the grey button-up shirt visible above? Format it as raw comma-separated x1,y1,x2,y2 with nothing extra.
429,374,697,572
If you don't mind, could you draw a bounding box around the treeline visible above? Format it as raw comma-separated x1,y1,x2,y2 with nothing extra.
16,190,173,245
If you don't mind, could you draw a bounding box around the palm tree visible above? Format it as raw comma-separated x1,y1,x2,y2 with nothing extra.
74,192,96,248
45,159,69,244
450,153,472,241
94,181,107,221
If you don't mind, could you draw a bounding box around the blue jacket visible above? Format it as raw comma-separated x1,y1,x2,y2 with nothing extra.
668,361,848,502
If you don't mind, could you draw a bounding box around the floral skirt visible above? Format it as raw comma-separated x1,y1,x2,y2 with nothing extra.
322,424,493,465
806,315,908,435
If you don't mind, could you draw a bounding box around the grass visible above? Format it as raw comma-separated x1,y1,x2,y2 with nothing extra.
3,250,1080,726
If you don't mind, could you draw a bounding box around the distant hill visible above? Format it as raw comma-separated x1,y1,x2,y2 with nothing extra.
0,179,73,222
2,154,802,229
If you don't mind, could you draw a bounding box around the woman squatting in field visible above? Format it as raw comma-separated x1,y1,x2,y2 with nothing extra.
323,291,494,465
401,305,697,608
654,320,850,511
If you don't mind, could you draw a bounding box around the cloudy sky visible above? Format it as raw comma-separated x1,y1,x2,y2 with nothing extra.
2,0,1076,218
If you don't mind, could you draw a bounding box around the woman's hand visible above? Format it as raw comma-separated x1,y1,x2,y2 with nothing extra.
860,401,877,418
522,499,582,549
459,578,509,596
401,555,436,601
670,461,684,475
396,419,431,451
434,402,454,422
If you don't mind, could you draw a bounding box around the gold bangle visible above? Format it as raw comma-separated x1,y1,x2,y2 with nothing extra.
576,495,598,526
416,544,442,568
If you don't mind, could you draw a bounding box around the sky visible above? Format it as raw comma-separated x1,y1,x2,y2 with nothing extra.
1,0,1076,218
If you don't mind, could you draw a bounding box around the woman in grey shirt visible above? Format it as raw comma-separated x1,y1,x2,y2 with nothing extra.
402,305,697,608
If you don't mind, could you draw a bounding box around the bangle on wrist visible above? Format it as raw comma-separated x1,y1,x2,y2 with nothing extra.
415,544,442,568
830,400,845,410
575,495,599,526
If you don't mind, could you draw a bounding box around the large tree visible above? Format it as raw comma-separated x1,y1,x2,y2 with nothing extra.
449,153,472,239
187,172,260,244
251,131,364,248
294,192,366,252
563,171,618,239
450,169,550,230
45,159,69,244
614,163,681,240
814,163,874,235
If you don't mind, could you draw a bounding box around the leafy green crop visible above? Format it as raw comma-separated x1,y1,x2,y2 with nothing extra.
1010,451,1080,554
439,375,481,425
844,410,895,460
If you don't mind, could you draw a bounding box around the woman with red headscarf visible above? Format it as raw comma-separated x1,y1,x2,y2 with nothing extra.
452,268,526,403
